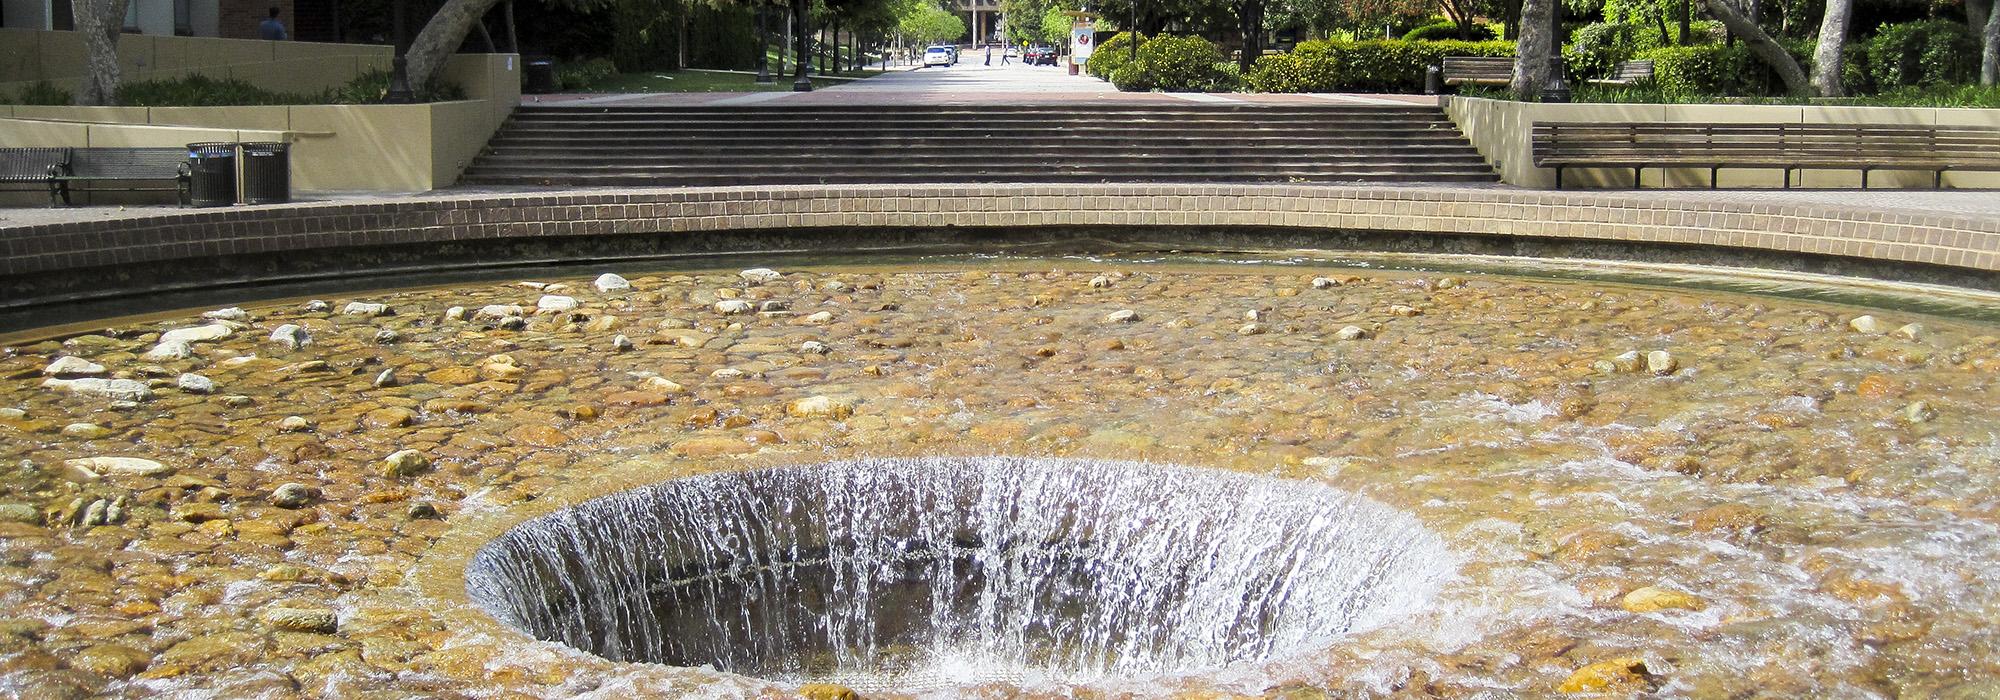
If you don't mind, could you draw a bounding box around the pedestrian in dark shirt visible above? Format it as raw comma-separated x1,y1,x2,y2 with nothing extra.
259,7,289,41
984,47,992,66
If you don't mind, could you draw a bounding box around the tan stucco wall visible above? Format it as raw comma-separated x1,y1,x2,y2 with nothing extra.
0,54,519,200
0,28,391,97
1444,96,2000,189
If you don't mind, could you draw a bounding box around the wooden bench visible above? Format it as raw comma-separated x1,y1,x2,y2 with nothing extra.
1532,122,2000,189
1441,56,1514,88
51,147,192,206
1,148,71,207
1587,60,1654,87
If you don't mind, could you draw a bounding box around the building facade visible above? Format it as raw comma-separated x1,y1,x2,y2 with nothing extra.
0,0,336,42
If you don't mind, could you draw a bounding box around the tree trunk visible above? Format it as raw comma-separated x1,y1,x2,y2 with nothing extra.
1704,0,1810,94
1677,0,1692,44
1972,0,1991,46
1655,10,1673,45
1810,0,1851,96
1503,0,1521,39
503,0,518,53
1513,0,1553,96
677,0,689,70
406,0,506,93
73,0,128,106
1236,0,1264,73
1976,0,1992,85
473,15,495,51
781,7,791,73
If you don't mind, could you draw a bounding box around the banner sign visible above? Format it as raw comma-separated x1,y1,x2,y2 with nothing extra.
1071,25,1095,61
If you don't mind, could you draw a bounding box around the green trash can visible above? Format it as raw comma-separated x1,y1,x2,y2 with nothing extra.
186,142,236,208
240,141,290,204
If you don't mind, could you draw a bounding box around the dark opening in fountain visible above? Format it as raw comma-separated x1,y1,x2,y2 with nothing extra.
465,457,1454,690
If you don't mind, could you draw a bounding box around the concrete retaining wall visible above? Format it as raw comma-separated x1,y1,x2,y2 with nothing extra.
0,28,392,96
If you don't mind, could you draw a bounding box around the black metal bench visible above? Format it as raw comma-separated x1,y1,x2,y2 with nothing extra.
1441,56,1514,88
1532,122,2000,189
1,148,71,207
51,147,192,206
1587,60,1654,87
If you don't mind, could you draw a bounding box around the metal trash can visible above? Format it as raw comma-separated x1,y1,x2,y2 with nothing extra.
239,141,290,204
524,57,557,94
186,142,237,208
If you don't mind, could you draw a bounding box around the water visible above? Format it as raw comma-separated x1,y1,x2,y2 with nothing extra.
466,457,1453,691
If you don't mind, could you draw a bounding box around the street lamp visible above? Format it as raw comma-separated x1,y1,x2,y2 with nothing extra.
791,0,812,91
384,0,416,103
755,2,772,84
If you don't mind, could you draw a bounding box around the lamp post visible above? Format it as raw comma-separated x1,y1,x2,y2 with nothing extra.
384,0,416,103
791,0,812,91
755,2,772,83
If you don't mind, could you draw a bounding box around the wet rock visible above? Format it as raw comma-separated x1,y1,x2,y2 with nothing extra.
643,377,686,393
373,329,400,344
497,316,527,330
1103,309,1141,324
407,502,440,519
141,340,193,360
740,268,782,284
1237,323,1266,336
611,335,635,352
758,300,791,313
175,373,214,394
42,378,153,402
269,324,311,350
594,273,631,292
798,683,859,700
0,504,42,524
261,605,338,634
364,407,418,429
160,324,233,343
342,302,393,316
715,299,754,315
201,307,248,322
1621,586,1706,613
672,436,756,457
1312,277,1340,289
537,295,577,313
1335,325,1370,341
373,368,398,388
63,457,170,477
1557,657,1652,693
1849,315,1886,334
301,300,330,312
270,483,314,508
1388,304,1422,317
425,366,479,385
62,422,113,438
787,395,856,420
1089,275,1113,289
1642,350,1679,376
801,340,830,354
71,643,152,678
1901,400,1936,424
278,416,313,432
474,304,523,320
1611,351,1643,373
381,450,432,478
1894,323,1923,340
41,357,105,377
806,311,835,324
444,306,467,320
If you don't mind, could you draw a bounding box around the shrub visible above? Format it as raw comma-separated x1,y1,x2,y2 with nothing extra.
1565,21,1642,81
1246,39,1513,93
1636,43,1757,98
5,81,72,105
556,57,618,91
1108,34,1240,92
1865,20,1979,90
319,69,467,104
118,74,291,106
1087,32,1143,81
1403,20,1496,42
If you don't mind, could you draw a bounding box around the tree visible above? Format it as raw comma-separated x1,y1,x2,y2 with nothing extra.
1702,0,1810,94
896,0,965,45
1001,0,1051,44
1809,0,1851,96
73,0,129,105
407,0,510,93
1232,0,1267,72
1513,0,1554,95
1979,0,2000,85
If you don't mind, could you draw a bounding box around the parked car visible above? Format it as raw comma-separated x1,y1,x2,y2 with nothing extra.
923,46,954,67
1004,46,1023,61
1025,46,1059,66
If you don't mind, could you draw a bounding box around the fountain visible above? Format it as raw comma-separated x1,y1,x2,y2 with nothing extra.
465,457,1454,691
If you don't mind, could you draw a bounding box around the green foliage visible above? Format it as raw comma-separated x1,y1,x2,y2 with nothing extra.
1040,5,1076,46
1403,19,1496,41
1244,38,1514,93
319,69,467,104
556,57,619,91
897,0,966,46
2,81,73,105
1086,31,1140,80
1565,22,1644,80
1864,20,1979,91
1108,34,1240,92
118,74,290,106
1635,43,1757,99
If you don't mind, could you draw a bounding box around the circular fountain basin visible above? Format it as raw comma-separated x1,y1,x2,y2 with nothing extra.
464,457,1454,690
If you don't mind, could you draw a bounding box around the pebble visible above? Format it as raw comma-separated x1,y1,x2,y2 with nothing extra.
1849,315,1886,334
160,324,233,343
444,306,468,320
1612,351,1643,373
798,683,859,700
1646,350,1678,376
1311,277,1340,289
407,502,440,519
537,295,578,313
63,457,171,477
1557,657,1652,693
1902,400,1936,424
380,450,432,478
715,299,754,315
42,377,154,402
1089,275,1113,288
474,305,523,320
643,377,686,393
201,307,248,321
260,605,338,634
806,311,834,324
787,395,856,419
270,483,314,508
373,368,398,388
1237,323,1266,336
594,273,631,292
1335,325,1371,340
269,325,311,350
62,422,113,438
1894,323,1923,340
342,302,392,316
278,416,312,432
1103,309,1141,324
740,268,783,284
142,340,193,360
800,340,830,354
1388,304,1422,317
301,300,330,312
612,335,635,352
71,643,152,678
373,329,400,344
41,356,105,377
176,373,215,394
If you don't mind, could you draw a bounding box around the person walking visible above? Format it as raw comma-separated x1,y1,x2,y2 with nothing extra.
1001,45,1012,65
258,7,288,41
984,47,992,66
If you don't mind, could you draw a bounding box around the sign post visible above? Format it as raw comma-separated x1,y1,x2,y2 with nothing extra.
1065,12,1096,76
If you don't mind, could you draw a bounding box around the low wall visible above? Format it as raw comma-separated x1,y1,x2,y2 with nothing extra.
1445,96,2000,189
0,53,519,199
0,28,392,97
3,184,1997,320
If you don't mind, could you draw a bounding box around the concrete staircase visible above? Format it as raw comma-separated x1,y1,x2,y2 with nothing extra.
460,104,1498,187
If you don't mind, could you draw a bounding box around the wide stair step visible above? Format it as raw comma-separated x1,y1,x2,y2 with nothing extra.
461,103,1496,187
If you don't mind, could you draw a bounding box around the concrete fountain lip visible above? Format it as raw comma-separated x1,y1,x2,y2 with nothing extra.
449,456,1458,693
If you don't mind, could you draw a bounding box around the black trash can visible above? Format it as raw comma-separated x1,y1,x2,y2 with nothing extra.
186,142,237,208
524,56,557,94
239,141,290,204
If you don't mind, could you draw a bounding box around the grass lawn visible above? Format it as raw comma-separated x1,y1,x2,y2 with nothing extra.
579,68,887,93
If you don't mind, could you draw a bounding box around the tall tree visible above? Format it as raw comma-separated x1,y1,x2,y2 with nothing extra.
73,0,128,106
1984,1,2000,85
1702,0,1809,94
1512,0,1554,96
1809,0,1850,96
407,0,509,93
1234,0,1267,72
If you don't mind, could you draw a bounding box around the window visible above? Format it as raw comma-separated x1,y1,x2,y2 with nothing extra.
174,0,190,34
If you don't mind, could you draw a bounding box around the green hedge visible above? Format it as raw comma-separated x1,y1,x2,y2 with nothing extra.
1404,20,1496,42
1246,39,1514,93
1108,34,1241,92
1636,43,1759,98
1086,32,1140,81
1865,20,1979,91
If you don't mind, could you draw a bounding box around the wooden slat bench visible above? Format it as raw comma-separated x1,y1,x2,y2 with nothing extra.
1,148,71,207
1587,60,1654,87
1441,56,1514,88
51,147,192,206
1531,122,2000,189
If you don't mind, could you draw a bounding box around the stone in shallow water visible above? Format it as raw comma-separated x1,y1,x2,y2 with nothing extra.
176,373,214,394
41,356,104,377
1557,657,1652,693
740,268,783,284
1335,325,1371,341
1621,586,1706,613
260,605,338,634
342,302,393,316
201,307,248,321
1102,309,1140,324
270,483,314,508
1646,350,1678,376
537,295,578,313
42,378,153,402
715,299,754,315
787,395,855,419
594,273,631,292
1849,315,1886,334
71,643,152,678
381,450,431,478
63,457,171,478
160,324,233,343
142,340,193,360
269,325,311,350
